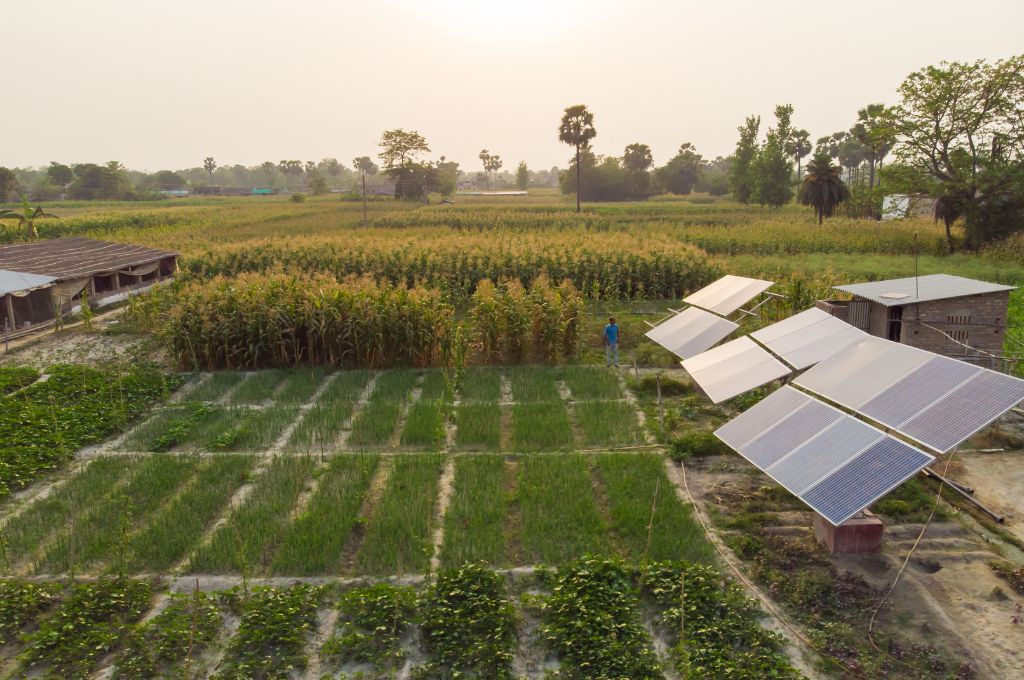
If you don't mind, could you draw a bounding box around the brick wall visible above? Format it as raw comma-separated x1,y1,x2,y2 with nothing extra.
857,291,1009,362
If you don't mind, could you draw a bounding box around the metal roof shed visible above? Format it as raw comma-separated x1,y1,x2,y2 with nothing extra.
819,274,1016,368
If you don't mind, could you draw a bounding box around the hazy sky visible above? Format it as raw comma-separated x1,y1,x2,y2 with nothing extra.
8,0,1024,172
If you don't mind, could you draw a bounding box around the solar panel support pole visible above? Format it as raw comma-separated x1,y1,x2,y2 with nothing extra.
737,292,783,318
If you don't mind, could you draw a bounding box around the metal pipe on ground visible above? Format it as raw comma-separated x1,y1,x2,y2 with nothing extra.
921,468,1003,523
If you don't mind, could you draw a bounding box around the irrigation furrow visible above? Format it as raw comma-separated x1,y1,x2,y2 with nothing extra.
195,609,241,678
428,455,457,572
557,378,586,447
335,371,380,450
388,375,425,450
214,372,253,406
340,455,394,573
270,372,339,452
171,453,275,574
617,371,658,445
499,372,514,450
302,607,340,680
585,459,622,554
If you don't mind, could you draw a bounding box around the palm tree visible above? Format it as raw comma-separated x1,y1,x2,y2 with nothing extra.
786,129,812,181
558,105,597,213
798,152,850,225
203,157,217,185
0,197,58,240
352,156,379,225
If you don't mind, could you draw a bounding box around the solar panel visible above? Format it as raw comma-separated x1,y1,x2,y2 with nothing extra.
683,275,774,316
795,336,1024,453
644,307,738,359
794,336,930,409
681,337,791,403
715,386,935,525
751,308,865,369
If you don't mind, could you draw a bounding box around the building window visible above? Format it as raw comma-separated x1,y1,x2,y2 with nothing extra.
946,314,971,325
948,329,969,344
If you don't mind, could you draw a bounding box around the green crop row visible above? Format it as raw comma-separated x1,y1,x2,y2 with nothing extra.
0,364,177,498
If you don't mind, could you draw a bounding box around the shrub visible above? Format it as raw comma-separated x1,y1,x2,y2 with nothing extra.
669,430,729,461
290,192,307,203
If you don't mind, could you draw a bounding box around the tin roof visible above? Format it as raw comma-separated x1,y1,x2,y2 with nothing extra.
0,269,55,296
0,237,176,281
834,274,1015,307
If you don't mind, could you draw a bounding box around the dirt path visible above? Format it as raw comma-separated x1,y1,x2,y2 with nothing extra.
957,450,1024,542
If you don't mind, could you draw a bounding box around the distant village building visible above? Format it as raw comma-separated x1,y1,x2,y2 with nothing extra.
0,237,177,338
817,274,1014,368
881,194,937,221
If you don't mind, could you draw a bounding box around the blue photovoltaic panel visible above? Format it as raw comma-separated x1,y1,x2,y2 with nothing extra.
802,438,934,525
743,401,841,468
766,418,883,495
715,386,810,450
715,386,935,526
900,371,1024,453
859,355,979,428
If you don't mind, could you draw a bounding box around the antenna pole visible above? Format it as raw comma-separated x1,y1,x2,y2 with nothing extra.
914,231,919,300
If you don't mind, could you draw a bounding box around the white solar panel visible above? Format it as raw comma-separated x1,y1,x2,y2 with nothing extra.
795,337,1024,453
715,386,935,525
794,336,930,409
751,308,866,370
644,307,738,359
682,337,791,403
683,275,774,316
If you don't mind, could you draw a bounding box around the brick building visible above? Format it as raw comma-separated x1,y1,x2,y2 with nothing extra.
816,274,1014,369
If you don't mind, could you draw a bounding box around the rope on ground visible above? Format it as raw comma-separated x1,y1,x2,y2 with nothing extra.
865,448,956,667
677,460,863,676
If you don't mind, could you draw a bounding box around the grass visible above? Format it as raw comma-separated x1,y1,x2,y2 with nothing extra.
458,367,502,402
285,370,369,451
561,365,623,400
189,455,316,573
186,372,244,402
440,456,509,567
348,401,402,448
518,454,610,564
0,457,131,569
370,369,419,401
574,401,646,448
39,455,197,574
227,370,286,404
274,367,327,403
400,400,446,449
123,454,254,572
512,402,574,451
419,369,450,400
593,453,714,563
508,366,562,402
208,404,299,451
356,454,444,574
455,402,501,450
270,454,379,575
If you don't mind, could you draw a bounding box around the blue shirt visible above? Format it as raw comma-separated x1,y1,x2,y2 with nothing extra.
604,323,619,344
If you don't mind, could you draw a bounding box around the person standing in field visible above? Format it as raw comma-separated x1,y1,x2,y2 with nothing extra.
604,316,619,368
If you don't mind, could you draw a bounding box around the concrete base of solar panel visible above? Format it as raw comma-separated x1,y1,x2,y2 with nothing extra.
813,510,884,555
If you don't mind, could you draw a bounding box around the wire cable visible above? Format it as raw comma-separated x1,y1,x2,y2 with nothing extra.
677,459,864,676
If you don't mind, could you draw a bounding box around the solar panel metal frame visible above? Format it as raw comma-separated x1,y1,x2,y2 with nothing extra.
795,336,1024,453
751,307,866,370
683,275,774,316
644,306,738,359
714,386,935,525
681,337,791,403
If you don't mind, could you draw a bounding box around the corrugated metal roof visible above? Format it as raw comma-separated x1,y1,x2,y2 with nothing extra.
834,274,1015,307
0,237,176,281
0,269,55,296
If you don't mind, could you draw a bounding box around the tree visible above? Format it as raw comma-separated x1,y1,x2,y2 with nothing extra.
304,160,317,176
798,151,851,224
152,170,185,190
309,175,329,195
623,143,653,173
786,129,812,181
479,150,492,188
203,157,217,185
516,161,529,190
46,163,73,190
885,56,1024,249
434,157,459,198
837,134,866,184
753,105,795,207
485,154,502,187
353,156,379,224
278,160,304,187
558,104,597,213
0,167,18,202
728,115,760,203
0,197,58,240
318,158,343,183
67,162,133,200
656,143,702,195
852,103,892,189
379,129,431,199
260,161,277,186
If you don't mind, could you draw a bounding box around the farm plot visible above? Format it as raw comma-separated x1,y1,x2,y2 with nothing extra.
0,558,800,679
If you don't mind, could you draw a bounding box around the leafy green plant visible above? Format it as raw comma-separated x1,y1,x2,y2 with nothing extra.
0,580,61,645
18,578,152,679
669,430,729,461
212,584,324,679
414,564,517,679
321,583,417,672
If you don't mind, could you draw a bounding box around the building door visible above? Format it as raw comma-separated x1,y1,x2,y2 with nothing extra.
887,306,903,342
